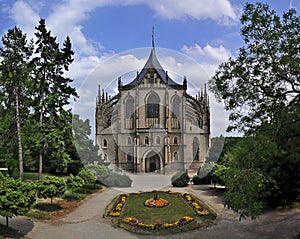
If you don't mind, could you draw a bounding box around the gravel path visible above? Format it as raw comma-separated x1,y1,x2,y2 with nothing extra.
1,175,299,239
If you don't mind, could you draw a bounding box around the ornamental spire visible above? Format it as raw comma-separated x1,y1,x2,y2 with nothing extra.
152,27,155,48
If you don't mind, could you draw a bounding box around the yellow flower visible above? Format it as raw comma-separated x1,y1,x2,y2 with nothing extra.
109,212,120,217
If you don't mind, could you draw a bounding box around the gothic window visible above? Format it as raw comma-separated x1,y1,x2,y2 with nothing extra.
174,136,178,145
127,154,133,162
193,137,199,161
147,93,159,118
125,97,134,118
174,152,178,161
128,137,132,145
156,136,160,145
145,136,149,145
172,96,180,118
103,139,107,147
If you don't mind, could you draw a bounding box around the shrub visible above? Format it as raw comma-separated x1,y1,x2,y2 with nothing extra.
85,164,110,179
0,176,36,227
37,176,66,204
66,174,85,196
101,172,132,187
77,168,96,184
171,170,190,187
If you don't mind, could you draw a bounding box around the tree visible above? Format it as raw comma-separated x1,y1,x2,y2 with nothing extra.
209,3,300,218
66,174,84,197
37,175,66,204
32,19,77,179
0,175,36,227
77,168,96,184
210,3,299,134
0,27,33,180
72,114,101,164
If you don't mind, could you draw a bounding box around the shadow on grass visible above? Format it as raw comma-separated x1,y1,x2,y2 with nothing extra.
34,202,63,212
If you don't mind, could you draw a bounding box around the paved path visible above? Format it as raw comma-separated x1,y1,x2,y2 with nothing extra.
1,174,300,239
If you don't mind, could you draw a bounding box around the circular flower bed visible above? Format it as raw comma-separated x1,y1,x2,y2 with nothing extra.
144,194,169,208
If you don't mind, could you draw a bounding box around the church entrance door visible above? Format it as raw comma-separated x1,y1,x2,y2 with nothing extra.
145,152,160,173
150,162,156,172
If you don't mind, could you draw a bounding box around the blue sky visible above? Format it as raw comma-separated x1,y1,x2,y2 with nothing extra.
0,0,298,137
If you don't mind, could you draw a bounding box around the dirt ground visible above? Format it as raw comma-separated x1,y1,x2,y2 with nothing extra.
0,182,299,239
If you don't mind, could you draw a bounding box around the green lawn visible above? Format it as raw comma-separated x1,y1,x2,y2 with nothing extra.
106,191,216,235
122,192,197,223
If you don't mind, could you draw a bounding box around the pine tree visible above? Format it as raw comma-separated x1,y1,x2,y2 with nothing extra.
32,19,77,179
0,27,33,180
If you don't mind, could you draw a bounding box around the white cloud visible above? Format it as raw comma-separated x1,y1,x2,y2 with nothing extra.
147,0,240,25
4,0,235,137
182,44,231,64
8,1,40,39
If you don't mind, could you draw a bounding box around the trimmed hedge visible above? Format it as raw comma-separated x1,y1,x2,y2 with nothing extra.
171,170,190,187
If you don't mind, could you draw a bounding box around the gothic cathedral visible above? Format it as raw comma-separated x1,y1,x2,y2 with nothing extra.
95,37,210,174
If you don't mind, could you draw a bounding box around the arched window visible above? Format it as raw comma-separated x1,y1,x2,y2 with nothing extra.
145,136,149,145
174,136,178,145
147,93,159,118
128,137,132,145
172,96,180,118
174,152,178,161
193,137,199,161
127,154,133,162
156,136,160,145
103,139,107,147
125,97,134,119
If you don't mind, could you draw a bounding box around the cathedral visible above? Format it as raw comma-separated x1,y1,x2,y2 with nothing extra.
95,35,210,174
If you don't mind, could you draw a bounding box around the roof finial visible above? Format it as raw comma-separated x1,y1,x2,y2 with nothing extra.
152,27,155,48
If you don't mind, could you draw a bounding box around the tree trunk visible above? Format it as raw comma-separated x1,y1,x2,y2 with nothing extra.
15,90,24,181
6,216,9,228
38,107,44,180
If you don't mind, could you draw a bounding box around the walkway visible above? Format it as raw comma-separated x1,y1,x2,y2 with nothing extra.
1,174,300,239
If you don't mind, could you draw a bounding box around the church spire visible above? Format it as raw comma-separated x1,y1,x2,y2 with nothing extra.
152,27,155,48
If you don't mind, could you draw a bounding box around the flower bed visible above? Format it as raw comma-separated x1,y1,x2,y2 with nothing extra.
108,193,129,217
107,190,211,231
181,193,209,216
122,215,194,230
144,194,169,208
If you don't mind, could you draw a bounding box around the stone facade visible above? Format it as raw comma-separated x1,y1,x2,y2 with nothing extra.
95,45,210,173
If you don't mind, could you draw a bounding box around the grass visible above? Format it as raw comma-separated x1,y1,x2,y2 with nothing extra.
122,193,196,223
25,183,103,220
106,191,216,235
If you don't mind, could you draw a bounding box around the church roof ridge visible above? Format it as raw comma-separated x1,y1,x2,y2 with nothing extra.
121,29,183,89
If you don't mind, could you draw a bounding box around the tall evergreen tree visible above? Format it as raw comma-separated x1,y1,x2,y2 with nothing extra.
32,19,77,179
0,27,33,180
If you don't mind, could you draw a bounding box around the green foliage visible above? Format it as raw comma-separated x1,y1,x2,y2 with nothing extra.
0,176,36,227
0,27,34,180
85,164,110,179
211,163,229,187
77,168,96,184
101,172,132,187
209,2,300,219
210,3,300,134
72,114,102,164
66,174,84,196
171,170,190,187
37,175,66,204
